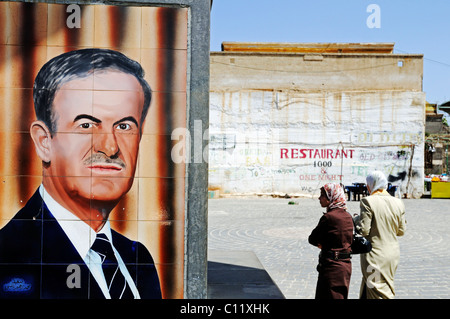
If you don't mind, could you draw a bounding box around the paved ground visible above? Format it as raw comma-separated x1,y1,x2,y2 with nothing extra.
208,196,450,299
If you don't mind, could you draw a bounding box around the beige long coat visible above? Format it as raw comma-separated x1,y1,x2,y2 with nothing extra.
359,190,406,299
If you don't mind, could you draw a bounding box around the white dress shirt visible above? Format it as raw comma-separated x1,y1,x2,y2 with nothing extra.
39,185,140,299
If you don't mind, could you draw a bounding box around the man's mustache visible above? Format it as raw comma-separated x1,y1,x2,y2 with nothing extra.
83,153,126,169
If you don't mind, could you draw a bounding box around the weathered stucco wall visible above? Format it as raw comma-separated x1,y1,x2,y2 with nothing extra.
210,51,423,92
209,48,425,198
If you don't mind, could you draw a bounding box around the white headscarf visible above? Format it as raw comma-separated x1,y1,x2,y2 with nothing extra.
366,170,388,194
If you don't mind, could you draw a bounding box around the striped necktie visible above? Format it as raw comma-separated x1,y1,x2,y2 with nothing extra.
91,233,134,299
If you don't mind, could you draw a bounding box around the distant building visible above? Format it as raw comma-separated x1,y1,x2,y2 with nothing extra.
209,42,426,198
425,102,450,175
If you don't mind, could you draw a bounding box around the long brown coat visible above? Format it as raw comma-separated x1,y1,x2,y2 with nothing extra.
309,208,354,299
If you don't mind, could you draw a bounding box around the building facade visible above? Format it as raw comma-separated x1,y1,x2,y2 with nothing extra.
209,42,426,198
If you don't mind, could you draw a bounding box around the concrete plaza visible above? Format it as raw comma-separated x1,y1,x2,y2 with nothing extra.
207,196,450,299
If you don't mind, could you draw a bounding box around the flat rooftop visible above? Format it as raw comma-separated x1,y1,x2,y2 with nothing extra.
221,42,396,54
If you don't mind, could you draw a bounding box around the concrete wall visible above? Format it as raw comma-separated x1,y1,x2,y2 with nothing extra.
209,48,426,198
210,51,423,92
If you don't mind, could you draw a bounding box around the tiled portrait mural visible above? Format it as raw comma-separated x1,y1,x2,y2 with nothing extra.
0,2,187,299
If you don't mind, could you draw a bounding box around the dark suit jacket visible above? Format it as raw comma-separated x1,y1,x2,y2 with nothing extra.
0,190,162,299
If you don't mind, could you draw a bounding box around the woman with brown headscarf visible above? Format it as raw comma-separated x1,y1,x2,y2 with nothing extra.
309,183,354,299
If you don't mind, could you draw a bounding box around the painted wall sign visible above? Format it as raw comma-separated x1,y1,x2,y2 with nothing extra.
0,1,189,299
209,90,425,198
280,148,355,159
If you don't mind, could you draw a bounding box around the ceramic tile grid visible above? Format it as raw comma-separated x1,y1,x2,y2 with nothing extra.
0,2,189,299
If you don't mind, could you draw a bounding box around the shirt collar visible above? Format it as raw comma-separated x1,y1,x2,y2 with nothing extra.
39,184,112,260
371,189,390,196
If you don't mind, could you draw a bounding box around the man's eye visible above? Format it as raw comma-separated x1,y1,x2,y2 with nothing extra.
116,123,131,130
79,123,93,129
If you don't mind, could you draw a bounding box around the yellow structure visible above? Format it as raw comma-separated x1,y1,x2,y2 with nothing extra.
431,182,450,198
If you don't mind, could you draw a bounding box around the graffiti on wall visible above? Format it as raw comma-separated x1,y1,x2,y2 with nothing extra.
208,87,425,198
209,136,423,197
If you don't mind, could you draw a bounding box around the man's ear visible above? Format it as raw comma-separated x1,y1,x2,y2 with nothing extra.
30,121,52,164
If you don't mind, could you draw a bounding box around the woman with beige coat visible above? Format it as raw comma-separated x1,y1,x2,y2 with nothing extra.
358,171,406,299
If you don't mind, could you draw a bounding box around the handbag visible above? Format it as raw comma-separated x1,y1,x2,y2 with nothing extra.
351,216,372,254
351,233,372,254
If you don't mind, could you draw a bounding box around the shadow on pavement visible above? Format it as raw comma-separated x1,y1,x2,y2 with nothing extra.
207,250,285,299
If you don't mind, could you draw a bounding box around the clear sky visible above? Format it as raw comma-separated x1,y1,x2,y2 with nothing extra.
210,0,450,105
